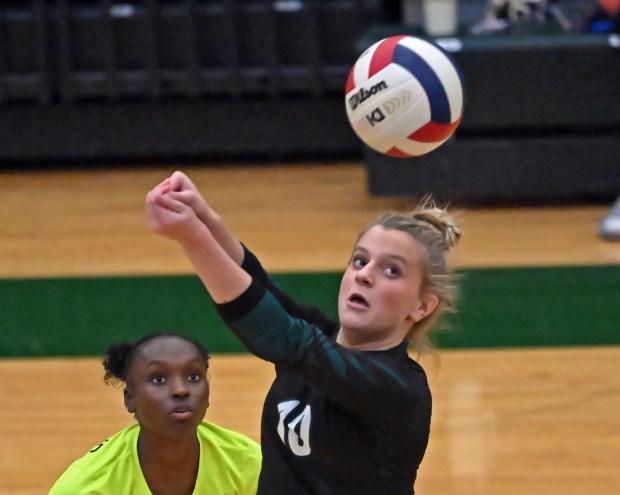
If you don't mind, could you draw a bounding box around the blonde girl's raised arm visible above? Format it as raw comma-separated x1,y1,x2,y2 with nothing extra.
146,186,251,304
165,171,246,266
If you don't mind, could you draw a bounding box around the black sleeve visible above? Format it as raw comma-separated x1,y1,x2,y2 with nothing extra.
217,285,423,413
240,244,339,336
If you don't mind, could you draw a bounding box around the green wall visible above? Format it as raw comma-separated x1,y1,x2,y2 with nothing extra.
2,265,619,358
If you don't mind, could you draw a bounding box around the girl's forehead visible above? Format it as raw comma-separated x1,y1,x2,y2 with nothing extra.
358,226,420,249
355,226,426,264
135,336,202,362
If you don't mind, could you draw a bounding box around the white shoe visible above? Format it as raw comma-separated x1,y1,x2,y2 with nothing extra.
599,197,620,240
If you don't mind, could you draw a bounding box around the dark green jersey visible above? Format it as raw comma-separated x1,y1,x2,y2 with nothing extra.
217,247,431,494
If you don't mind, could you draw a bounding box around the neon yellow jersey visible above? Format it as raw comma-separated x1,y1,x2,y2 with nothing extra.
49,421,261,495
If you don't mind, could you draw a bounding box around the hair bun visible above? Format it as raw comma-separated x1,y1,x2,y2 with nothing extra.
412,204,461,250
442,221,461,248
103,341,133,386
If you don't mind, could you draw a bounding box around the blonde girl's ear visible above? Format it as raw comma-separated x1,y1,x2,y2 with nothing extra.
410,293,439,323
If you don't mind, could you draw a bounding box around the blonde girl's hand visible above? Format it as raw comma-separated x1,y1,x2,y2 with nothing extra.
167,171,211,223
150,171,245,265
146,188,205,244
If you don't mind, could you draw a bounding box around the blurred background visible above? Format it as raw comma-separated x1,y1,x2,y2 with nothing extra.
1,1,619,494
0,0,618,205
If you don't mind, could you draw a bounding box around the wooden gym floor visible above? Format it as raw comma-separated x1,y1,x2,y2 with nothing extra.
1,163,619,494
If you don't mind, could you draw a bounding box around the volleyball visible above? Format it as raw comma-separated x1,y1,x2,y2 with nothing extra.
345,35,465,157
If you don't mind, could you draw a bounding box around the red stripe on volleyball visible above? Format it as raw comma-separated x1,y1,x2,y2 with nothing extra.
368,35,407,78
409,116,462,143
345,68,356,94
386,146,414,158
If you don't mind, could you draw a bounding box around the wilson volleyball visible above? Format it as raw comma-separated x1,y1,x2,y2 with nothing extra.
345,35,464,157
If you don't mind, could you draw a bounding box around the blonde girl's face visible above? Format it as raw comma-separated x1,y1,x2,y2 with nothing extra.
337,226,438,350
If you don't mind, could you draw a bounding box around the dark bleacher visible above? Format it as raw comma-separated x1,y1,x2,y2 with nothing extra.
0,1,618,203
360,24,620,204
0,0,381,163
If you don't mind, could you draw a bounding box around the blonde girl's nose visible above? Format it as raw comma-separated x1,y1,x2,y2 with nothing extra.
355,265,373,286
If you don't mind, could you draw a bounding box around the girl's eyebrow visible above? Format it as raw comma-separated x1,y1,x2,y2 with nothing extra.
384,254,408,265
354,246,408,265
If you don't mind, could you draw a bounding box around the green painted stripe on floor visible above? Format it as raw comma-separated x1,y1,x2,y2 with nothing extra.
439,265,620,348
1,265,619,357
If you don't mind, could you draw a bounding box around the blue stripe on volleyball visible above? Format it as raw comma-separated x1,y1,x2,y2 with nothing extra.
392,44,451,124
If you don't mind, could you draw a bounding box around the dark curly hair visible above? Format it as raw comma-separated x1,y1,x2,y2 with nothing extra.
102,332,210,388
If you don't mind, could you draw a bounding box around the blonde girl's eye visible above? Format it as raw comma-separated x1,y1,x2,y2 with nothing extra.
384,266,400,277
351,255,367,268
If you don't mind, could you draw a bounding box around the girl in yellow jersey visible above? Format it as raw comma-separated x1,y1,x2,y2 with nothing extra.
49,333,261,495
